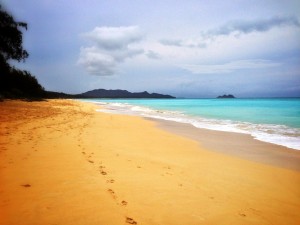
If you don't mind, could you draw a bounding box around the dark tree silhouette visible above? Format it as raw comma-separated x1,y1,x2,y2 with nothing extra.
0,4,45,99
0,5,28,63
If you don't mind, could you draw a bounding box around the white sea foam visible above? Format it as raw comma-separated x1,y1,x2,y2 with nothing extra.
93,101,300,150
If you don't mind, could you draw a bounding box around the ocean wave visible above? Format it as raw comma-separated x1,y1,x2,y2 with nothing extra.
93,101,300,150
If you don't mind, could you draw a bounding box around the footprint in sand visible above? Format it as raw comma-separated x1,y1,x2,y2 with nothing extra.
126,217,137,224
101,171,107,175
108,189,114,194
21,184,31,188
107,189,117,199
99,165,107,175
107,179,114,183
121,200,128,206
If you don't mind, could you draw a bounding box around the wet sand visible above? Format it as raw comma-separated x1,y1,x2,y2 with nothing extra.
150,118,300,171
0,100,300,225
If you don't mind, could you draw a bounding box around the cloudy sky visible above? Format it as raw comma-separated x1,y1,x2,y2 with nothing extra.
2,0,300,97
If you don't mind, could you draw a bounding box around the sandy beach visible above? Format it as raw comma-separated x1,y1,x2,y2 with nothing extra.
1,100,300,225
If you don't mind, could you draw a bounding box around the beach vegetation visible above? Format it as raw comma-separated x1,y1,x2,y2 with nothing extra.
0,4,45,99
0,5,28,65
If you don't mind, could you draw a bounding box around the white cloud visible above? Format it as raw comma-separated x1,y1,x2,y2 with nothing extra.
84,26,143,50
78,26,144,76
181,59,281,74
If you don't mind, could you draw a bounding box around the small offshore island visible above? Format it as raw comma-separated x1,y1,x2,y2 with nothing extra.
217,94,235,99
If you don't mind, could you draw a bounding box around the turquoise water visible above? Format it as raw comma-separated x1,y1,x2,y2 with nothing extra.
83,98,300,150
93,98,300,128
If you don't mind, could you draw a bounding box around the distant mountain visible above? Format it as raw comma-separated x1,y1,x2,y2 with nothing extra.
80,89,175,99
217,94,235,99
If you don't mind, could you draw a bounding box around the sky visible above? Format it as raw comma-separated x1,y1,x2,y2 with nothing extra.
2,0,300,97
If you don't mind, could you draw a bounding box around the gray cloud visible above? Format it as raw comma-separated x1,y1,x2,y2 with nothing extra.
207,15,300,36
160,38,207,48
146,50,161,59
160,16,299,49
181,59,281,74
160,39,182,47
78,26,144,76
78,47,117,76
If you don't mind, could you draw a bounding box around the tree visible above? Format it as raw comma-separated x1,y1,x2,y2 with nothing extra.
0,4,45,99
0,4,28,68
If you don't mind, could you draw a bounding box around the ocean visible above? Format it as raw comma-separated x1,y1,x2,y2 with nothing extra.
82,98,300,150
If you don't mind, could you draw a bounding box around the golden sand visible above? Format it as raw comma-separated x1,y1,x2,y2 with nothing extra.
0,100,300,225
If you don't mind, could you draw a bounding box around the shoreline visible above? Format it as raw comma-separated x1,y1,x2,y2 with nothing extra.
90,99,300,151
148,118,300,171
91,99,300,170
1,100,300,224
